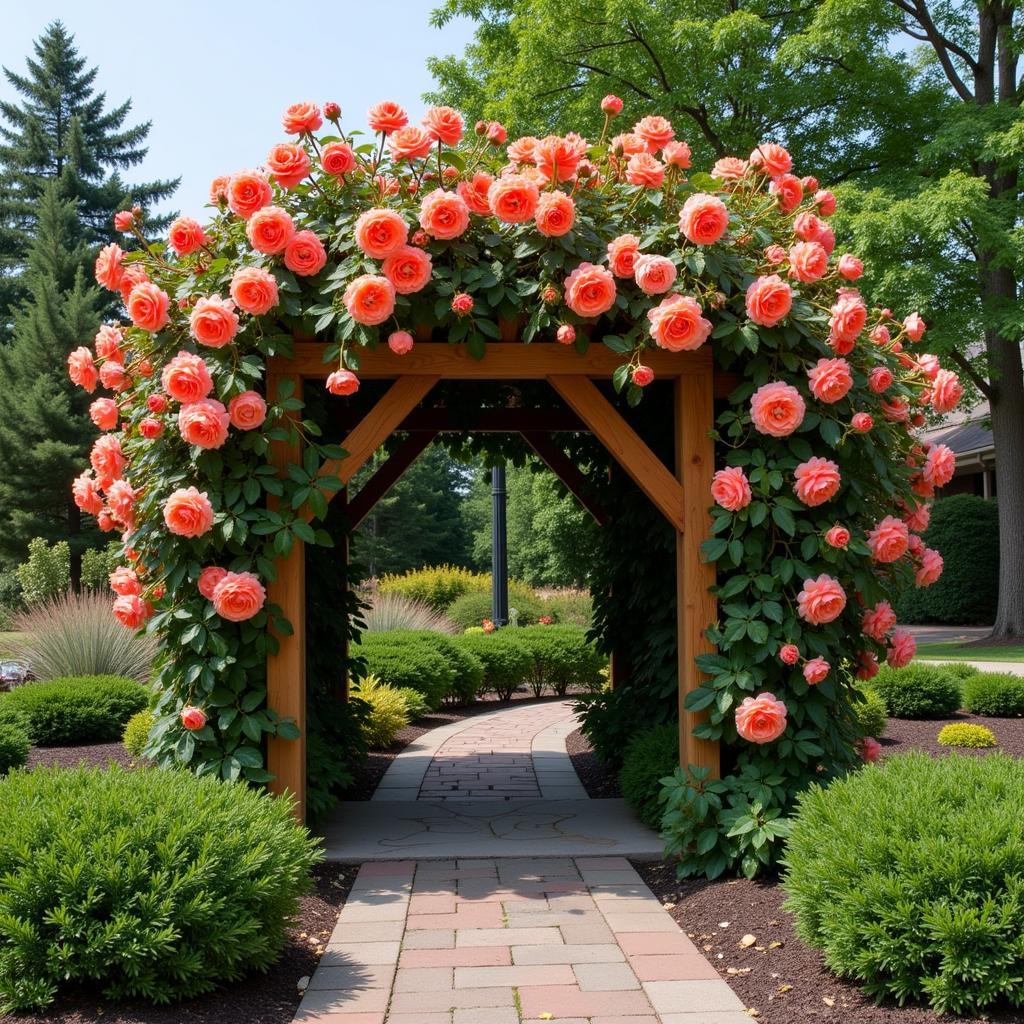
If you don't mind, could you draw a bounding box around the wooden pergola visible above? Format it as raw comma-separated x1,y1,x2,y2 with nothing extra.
265,342,722,822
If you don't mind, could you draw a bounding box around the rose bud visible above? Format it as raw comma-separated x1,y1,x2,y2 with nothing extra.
180,706,207,731
632,365,655,387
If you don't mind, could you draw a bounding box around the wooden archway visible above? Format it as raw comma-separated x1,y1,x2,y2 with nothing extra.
265,342,723,822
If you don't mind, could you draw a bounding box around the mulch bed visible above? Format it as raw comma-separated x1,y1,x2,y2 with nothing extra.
636,862,1024,1024
565,725,621,797
0,862,358,1024
26,742,136,770
881,710,1024,758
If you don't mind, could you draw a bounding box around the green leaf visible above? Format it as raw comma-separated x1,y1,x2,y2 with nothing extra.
771,505,796,536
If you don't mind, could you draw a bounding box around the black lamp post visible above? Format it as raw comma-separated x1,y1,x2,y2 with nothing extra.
491,465,509,626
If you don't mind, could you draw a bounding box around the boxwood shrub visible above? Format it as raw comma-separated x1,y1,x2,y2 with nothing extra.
447,589,545,630
963,672,1024,717
783,752,1024,1015
618,722,678,828
515,625,607,696
454,632,533,700
852,687,888,738
0,723,28,774
869,664,962,719
350,631,454,709
0,675,149,745
0,765,320,1012
122,708,153,757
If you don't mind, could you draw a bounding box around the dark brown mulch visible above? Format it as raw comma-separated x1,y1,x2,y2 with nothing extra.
26,741,136,770
636,862,1024,1024
881,711,1024,759
0,862,357,1024
565,726,621,798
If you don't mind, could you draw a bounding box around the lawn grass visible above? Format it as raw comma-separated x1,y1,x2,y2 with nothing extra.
916,640,1024,663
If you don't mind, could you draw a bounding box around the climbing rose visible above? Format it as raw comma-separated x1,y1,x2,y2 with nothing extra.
321,142,355,176
807,358,853,403
198,566,228,599
355,208,409,257
388,330,414,355
284,230,328,276
838,254,863,280
663,141,691,168
735,692,788,744
168,216,206,256
107,479,136,521
748,142,791,178
180,705,207,731
113,594,150,630
246,206,295,254
227,170,272,219
90,435,126,488
422,106,464,145
825,525,850,549
828,289,867,349
711,466,752,512
163,487,214,538
601,95,623,114
647,294,711,351
904,312,926,341
344,274,395,326
711,156,748,181
779,644,800,665
99,361,126,391
94,324,124,362
282,101,322,134
113,210,135,232
793,457,841,507
626,152,665,188
419,188,471,239
488,174,540,223
815,189,837,216
212,571,266,622
887,628,916,669
139,417,163,439
633,115,674,151
633,254,677,295
803,657,830,684
457,171,494,214
632,365,654,387
679,194,729,246
367,100,408,134
189,295,239,348
746,274,792,327
228,391,267,430
930,369,962,413
750,381,805,437
94,243,124,291
797,575,847,625
451,292,474,316
565,262,617,318
382,245,432,295
851,412,874,433
903,501,931,533
860,737,882,762
326,370,360,396
534,191,576,237
178,399,230,449
922,444,956,487
72,473,103,515
916,547,944,587
607,234,641,277
868,366,893,393
862,600,897,642
162,352,213,403
68,348,98,392
867,515,909,563
89,398,119,431
109,567,141,597
266,141,311,189
535,135,581,182
230,267,279,315
788,241,828,282
127,282,170,332
556,325,575,345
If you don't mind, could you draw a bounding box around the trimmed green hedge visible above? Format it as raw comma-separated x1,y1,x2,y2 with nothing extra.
454,631,533,700
897,495,999,625
122,709,153,757
515,625,607,696
0,675,149,746
852,687,888,737
0,722,28,774
350,632,454,709
447,589,545,629
963,672,1024,717
0,765,319,1012
869,664,962,719
619,722,678,829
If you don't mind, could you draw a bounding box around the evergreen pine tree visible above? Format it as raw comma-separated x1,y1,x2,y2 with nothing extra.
0,20,177,335
0,180,103,584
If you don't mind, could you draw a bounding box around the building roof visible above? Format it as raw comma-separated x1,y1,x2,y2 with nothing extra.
924,418,993,457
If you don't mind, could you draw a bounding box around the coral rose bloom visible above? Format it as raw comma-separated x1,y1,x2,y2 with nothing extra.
803,657,830,684
94,243,124,291
231,266,279,315
535,135,581,183
647,294,711,352
607,234,641,277
793,457,841,507
838,254,863,280
168,216,206,257
489,174,540,223
189,295,239,348
180,705,207,730
72,472,103,515
633,115,675,152
113,594,150,630
419,188,470,240
711,156,748,182
807,357,853,403
382,245,433,295
904,312,926,341
746,274,792,327
862,600,897,641
663,140,691,168
923,443,956,487
228,391,267,430
788,241,828,283
282,101,322,134
388,330,415,355
68,347,98,392
387,125,434,161
916,547,944,587
89,398,119,431
109,566,141,597
212,571,266,622
266,141,311,189
711,466,751,512
749,381,805,437
246,206,295,255
343,274,396,326
868,366,893,393
163,486,214,538
749,142,792,178
887,628,916,669
284,230,328,277
162,351,213,403
354,208,409,258
457,171,494,215
633,254,677,295
779,644,800,665
825,525,850,549
94,324,124,362
368,100,409,134
930,369,962,413
422,105,464,145
227,170,272,219
867,515,909,563
178,399,230,449
326,369,360,396
829,289,868,345
797,574,847,625
198,566,228,600
626,152,665,188
735,692,787,744
679,193,729,246
534,191,576,237
321,142,355,177
769,173,803,213
564,262,617,319
128,281,170,332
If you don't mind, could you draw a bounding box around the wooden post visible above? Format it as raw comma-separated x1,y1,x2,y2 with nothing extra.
676,369,720,778
266,370,307,820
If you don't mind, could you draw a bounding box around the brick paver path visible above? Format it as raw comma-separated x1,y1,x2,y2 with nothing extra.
293,857,749,1024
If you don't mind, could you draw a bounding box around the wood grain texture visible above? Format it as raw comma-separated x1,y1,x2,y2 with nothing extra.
675,370,721,779
521,431,609,526
547,375,685,532
347,431,438,529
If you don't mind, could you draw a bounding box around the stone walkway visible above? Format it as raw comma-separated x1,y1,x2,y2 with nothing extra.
293,857,750,1024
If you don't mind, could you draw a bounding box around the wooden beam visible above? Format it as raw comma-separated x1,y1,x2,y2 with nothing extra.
547,375,685,533
331,406,589,434
347,431,438,529
676,371,720,779
265,370,307,822
521,431,609,526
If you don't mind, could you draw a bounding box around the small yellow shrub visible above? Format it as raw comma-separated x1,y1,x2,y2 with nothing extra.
350,674,411,748
936,722,997,748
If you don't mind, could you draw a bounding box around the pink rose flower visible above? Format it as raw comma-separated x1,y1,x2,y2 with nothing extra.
451,292,474,316
354,208,409,258
212,571,267,622
556,324,576,345
825,524,850,549
770,173,803,213
90,398,119,431
488,174,540,223
887,628,916,669
72,472,104,515
807,357,853,403
679,194,729,246
419,188,471,240
178,399,230,449
422,105,464,145
343,274,396,326
189,295,239,348
793,457,841,507
748,142,791,178
815,189,837,216
607,234,641,277
867,515,909,563
68,347,98,392
534,135,582,183
916,547,944,587
930,369,962,413
198,566,228,600
711,157,748,182
788,241,828,282
246,206,295,255
266,142,311,189
388,330,414,355
862,600,897,642
534,191,576,237
663,140,691,168
228,391,267,431
113,210,135,232
829,289,867,348
113,594,150,630
735,692,788,744
128,281,170,332
162,351,213,404
779,644,800,665
284,230,328,277
633,253,677,295
838,254,863,280
99,361,126,391
923,444,956,488
851,412,874,433
564,262,617,319
749,381,805,437
90,434,126,489
180,705,207,731
632,365,654,387
457,171,494,215
326,369,359,396
903,501,931,533
904,312,926,341
746,274,792,327
282,102,322,134
601,95,623,115
860,737,882,762
857,651,880,681
163,487,214,538
139,417,162,439
647,294,712,351
109,567,141,597
227,170,272,220
367,100,408,134
321,142,355,177
94,243,124,291
94,324,124,362
711,466,752,512
230,267,279,316
382,245,433,295
869,324,891,345
625,152,665,188
168,217,206,257
803,657,830,684
633,115,675,152
797,575,847,625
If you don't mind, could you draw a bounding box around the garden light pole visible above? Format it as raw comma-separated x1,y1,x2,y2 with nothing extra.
491,464,509,626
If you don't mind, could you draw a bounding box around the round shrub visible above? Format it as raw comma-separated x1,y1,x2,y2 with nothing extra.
852,687,888,738
351,675,411,748
395,687,430,720
350,631,454,709
0,723,28,774
122,708,153,757
378,565,488,610
0,675,149,745
783,753,1024,1015
896,495,999,625
618,722,679,829
455,631,533,700
940,661,980,681
515,625,607,697
426,633,485,705
869,664,962,719
963,672,1024,717
447,589,545,630
937,722,997,748
0,765,320,1012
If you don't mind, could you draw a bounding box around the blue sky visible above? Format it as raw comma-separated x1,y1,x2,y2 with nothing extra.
0,0,477,215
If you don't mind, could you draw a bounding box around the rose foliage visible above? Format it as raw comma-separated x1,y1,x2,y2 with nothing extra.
68,99,957,856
